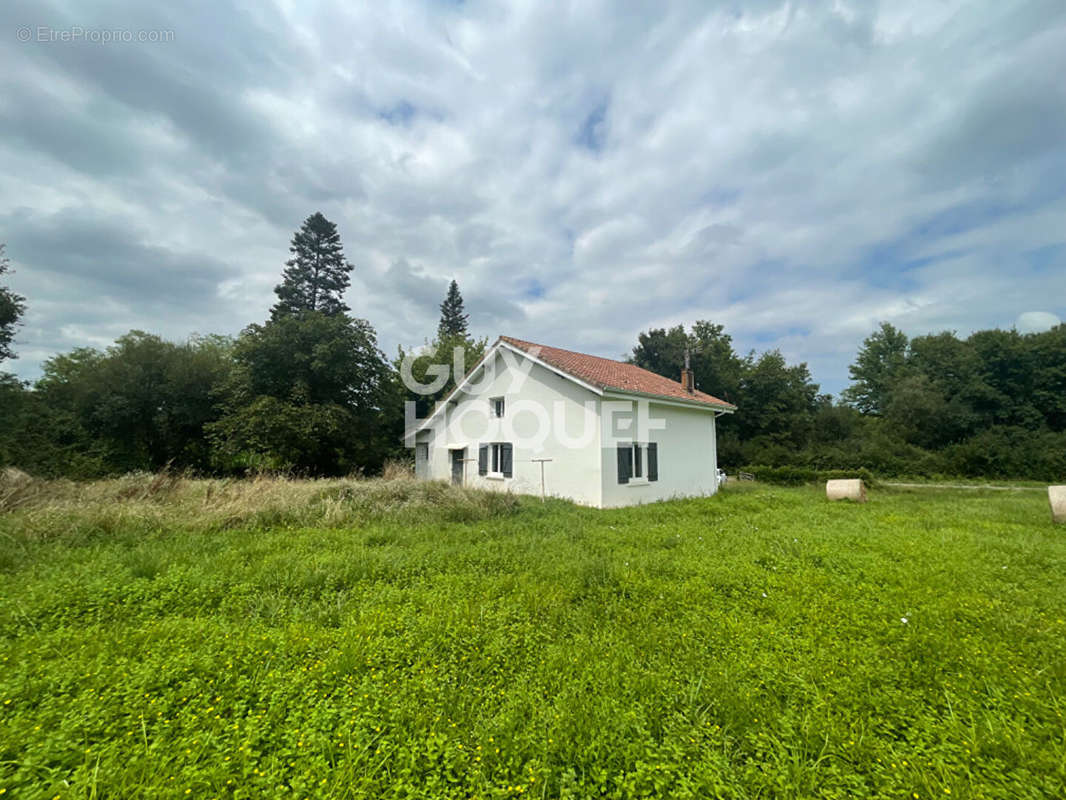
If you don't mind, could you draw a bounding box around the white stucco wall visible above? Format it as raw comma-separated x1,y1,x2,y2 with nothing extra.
419,348,605,506
598,398,719,509
416,345,723,508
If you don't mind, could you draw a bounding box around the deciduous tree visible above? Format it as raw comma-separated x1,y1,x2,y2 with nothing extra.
0,244,27,364
843,322,908,414
211,312,390,475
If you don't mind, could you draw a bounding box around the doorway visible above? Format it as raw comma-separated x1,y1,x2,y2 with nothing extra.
450,448,465,486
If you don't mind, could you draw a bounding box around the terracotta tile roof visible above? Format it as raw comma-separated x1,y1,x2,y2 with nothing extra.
499,336,736,410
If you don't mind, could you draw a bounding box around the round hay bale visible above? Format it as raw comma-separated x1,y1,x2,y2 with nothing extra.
1049,485,1066,524
826,478,867,503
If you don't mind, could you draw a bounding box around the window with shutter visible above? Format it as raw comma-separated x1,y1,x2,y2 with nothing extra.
647,442,658,482
633,443,643,478
486,442,513,479
501,443,513,477
478,444,488,476
617,445,632,484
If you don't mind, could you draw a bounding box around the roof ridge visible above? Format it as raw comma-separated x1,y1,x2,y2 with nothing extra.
498,335,735,410
500,334,627,367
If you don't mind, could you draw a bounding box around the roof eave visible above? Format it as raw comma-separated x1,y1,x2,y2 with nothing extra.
405,337,737,440
401,339,506,439
601,388,736,413
497,339,606,397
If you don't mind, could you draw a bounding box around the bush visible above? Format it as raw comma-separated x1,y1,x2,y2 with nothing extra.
740,465,877,487
943,427,1066,482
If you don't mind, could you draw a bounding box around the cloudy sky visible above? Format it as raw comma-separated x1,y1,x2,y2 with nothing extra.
2,1,1064,395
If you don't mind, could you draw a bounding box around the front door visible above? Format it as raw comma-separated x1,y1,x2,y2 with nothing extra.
450,448,465,486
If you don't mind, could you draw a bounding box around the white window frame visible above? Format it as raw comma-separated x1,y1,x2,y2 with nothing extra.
619,441,657,486
479,441,512,480
490,396,505,418
490,442,506,476
628,442,648,485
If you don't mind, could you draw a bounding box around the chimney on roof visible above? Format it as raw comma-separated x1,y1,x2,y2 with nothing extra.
681,346,696,394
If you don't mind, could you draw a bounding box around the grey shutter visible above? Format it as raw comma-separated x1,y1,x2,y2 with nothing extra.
647,442,658,482
478,444,488,476
501,443,513,478
617,445,631,484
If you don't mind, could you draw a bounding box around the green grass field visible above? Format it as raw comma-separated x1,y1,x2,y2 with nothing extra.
1,475,1064,799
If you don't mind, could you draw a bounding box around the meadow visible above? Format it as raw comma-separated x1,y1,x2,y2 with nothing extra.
1,473,1064,799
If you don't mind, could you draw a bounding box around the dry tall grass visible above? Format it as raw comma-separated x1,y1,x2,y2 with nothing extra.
0,469,525,545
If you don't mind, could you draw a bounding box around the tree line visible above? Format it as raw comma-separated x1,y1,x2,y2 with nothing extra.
2,218,1064,480
0,215,482,478
630,321,1066,480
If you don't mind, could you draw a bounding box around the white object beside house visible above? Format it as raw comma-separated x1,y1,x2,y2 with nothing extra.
408,336,736,508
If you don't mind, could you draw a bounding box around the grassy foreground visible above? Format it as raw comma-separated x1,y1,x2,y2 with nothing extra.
1,475,1064,799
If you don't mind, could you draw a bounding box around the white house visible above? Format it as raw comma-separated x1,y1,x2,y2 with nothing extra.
408,336,736,508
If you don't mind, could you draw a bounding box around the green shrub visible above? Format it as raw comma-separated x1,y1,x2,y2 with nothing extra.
740,464,878,487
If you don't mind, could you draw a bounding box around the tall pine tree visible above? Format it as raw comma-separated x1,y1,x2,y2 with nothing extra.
271,213,353,320
0,244,27,364
437,279,469,339
212,216,393,475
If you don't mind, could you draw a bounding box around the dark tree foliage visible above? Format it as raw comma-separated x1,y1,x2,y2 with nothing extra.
1,333,233,476
0,244,27,364
832,323,1066,479
631,319,1066,481
1030,324,1066,432
631,321,817,467
437,279,470,340
271,213,353,320
630,325,688,379
842,322,909,414
390,279,485,425
735,350,820,446
6,272,1064,482
630,322,743,403
397,333,487,421
0,375,104,477
214,212,398,474
44,333,233,473
209,312,392,475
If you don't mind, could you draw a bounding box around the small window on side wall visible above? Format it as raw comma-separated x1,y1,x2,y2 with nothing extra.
491,396,505,418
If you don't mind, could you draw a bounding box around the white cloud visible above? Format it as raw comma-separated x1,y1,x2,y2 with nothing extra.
1,0,1064,395
1015,311,1061,334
